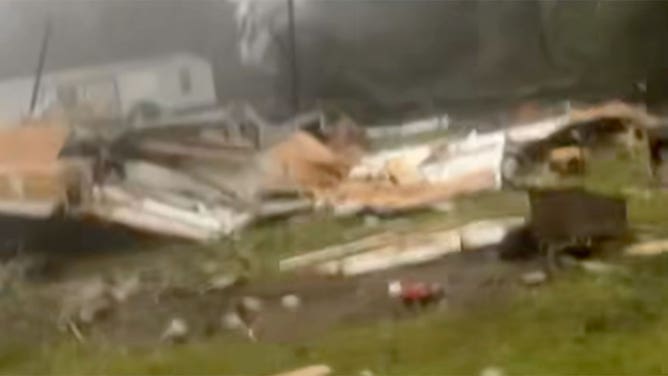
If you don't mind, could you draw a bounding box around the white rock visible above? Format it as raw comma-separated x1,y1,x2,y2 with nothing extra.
281,294,301,311
480,366,504,376
359,369,374,376
222,311,245,330
240,296,263,312
162,318,189,343
209,275,238,291
110,274,140,303
521,270,547,286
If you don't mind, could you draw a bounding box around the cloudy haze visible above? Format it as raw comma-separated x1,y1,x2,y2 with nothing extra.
0,0,667,121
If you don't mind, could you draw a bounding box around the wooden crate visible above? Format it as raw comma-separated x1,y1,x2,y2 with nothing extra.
529,188,627,242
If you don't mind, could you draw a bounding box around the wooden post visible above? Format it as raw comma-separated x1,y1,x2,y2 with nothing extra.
30,18,52,116
287,0,300,114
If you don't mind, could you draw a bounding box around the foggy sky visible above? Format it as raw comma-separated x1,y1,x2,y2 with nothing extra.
0,0,268,101
1,0,667,121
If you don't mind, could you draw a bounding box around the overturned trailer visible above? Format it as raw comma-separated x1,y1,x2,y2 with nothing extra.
0,105,306,243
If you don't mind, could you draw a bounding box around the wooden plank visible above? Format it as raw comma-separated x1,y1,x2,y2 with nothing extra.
270,364,331,376
0,200,59,218
89,204,217,242
279,232,395,271
316,230,461,276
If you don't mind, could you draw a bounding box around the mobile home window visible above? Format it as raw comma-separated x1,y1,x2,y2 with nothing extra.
179,67,192,94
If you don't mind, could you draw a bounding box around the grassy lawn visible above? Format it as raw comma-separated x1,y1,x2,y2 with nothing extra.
7,253,668,375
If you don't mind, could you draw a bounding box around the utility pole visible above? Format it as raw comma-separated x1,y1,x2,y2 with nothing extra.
287,0,300,114
29,17,52,116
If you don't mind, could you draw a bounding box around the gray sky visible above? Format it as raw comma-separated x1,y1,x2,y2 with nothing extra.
0,0,270,101
1,0,666,120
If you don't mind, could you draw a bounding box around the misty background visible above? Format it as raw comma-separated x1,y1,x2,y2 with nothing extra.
2,0,668,122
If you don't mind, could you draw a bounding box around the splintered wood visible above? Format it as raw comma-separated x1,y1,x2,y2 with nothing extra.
0,122,71,216
328,169,496,211
264,131,353,193
266,127,500,212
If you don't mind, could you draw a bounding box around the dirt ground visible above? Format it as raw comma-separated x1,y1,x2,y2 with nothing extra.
0,235,542,349
0,189,541,352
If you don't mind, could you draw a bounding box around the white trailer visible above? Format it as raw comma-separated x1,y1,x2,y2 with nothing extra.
0,53,217,125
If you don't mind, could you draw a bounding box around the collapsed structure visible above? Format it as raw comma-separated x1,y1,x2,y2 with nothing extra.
0,100,661,244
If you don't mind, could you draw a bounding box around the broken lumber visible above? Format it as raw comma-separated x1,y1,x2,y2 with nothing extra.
88,203,218,241
330,169,497,211
270,364,332,376
282,216,525,276
315,230,461,276
280,232,395,271
96,186,222,230
87,185,250,241
257,198,312,218
625,239,668,256
0,200,59,218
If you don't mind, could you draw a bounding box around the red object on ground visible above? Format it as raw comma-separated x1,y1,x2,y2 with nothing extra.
401,282,432,301
393,281,443,305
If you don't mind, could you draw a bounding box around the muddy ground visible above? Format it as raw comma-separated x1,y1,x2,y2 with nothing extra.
0,227,543,350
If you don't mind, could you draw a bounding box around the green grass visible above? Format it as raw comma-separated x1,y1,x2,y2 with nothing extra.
8,257,668,375
215,190,529,279
4,189,668,375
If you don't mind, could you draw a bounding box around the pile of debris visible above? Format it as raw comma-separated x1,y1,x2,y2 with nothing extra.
0,101,660,244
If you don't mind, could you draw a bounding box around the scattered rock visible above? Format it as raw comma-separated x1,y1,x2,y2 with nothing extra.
559,255,625,274
240,296,263,312
161,318,189,343
270,364,332,376
578,260,625,274
625,239,668,256
520,270,547,286
208,274,238,291
281,294,302,311
236,296,263,327
109,274,140,303
222,311,245,330
480,366,504,376
60,277,115,326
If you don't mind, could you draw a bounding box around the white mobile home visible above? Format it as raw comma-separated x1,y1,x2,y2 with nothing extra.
0,53,217,125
